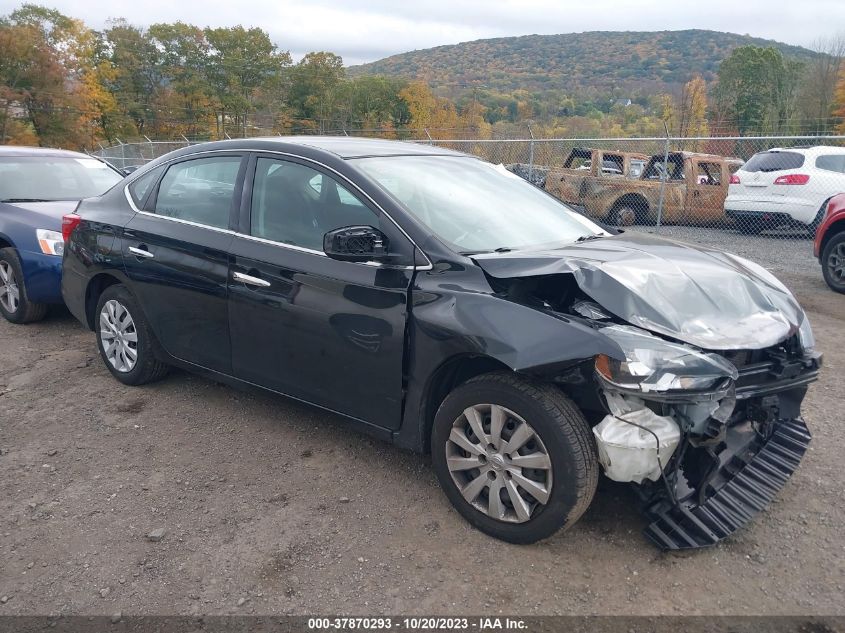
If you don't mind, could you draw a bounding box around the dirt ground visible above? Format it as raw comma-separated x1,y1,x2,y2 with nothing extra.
0,265,843,617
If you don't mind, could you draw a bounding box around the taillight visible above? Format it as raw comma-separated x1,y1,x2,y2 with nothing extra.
773,174,810,185
729,174,741,184
61,214,82,242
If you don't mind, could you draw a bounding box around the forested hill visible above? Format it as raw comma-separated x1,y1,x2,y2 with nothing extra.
350,29,816,97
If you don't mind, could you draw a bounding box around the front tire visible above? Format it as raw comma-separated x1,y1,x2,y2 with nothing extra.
821,232,845,294
431,372,598,544
95,284,169,385
0,247,48,324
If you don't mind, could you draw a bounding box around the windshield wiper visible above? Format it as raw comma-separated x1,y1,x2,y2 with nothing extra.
574,234,604,243
1,198,52,203
459,247,514,256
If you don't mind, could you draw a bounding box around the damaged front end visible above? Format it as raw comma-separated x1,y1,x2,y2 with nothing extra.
475,234,822,550
591,321,820,550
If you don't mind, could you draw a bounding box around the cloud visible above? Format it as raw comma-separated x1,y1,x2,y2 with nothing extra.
1,0,842,65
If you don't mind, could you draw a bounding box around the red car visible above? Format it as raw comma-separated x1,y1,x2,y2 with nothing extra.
815,193,845,293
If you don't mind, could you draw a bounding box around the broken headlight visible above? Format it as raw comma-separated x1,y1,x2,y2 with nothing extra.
798,315,815,353
595,324,739,393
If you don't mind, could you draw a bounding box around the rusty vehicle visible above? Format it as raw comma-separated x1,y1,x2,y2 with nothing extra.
545,147,647,210
547,151,744,226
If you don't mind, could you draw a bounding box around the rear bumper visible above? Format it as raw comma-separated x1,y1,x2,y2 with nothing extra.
19,250,63,304
643,417,811,550
725,198,818,225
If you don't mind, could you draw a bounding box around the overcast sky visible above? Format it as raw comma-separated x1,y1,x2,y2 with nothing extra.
3,0,843,65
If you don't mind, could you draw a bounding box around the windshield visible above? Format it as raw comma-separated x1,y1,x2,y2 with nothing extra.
354,155,606,253
0,156,123,202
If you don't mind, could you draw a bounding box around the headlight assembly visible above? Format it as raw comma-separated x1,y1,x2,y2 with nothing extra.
798,315,815,353
595,324,738,393
36,229,64,256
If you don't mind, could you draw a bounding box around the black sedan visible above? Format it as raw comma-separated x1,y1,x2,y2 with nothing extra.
61,137,820,549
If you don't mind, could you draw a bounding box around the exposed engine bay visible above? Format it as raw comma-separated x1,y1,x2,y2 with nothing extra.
475,235,821,549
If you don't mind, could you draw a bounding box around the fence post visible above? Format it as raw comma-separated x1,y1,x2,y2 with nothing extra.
424,128,432,145
118,139,126,172
655,122,670,233
527,124,535,182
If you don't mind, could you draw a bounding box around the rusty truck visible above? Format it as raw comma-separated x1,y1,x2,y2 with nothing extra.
546,150,744,226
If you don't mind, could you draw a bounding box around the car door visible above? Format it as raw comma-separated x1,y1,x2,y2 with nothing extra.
227,155,415,429
122,153,246,374
685,159,726,224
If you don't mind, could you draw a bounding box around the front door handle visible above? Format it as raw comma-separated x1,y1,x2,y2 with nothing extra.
233,271,271,288
128,246,154,259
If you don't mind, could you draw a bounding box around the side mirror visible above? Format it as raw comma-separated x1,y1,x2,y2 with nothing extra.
323,225,388,263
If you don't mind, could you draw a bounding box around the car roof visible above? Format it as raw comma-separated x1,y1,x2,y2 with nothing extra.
0,145,91,159
171,136,469,160
762,146,845,155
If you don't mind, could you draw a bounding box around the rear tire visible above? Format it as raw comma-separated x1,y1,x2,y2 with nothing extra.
0,247,48,324
735,218,763,235
431,372,598,544
95,284,169,385
821,232,845,294
609,205,637,227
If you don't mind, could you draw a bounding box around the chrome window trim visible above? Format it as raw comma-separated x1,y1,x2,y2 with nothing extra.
122,147,433,271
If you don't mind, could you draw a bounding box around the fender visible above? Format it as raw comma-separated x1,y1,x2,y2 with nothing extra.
393,262,624,452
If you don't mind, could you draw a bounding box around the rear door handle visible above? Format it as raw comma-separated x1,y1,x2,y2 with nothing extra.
128,246,154,259
233,271,271,288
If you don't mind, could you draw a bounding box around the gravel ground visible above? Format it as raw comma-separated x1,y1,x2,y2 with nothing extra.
0,232,843,617
627,225,818,275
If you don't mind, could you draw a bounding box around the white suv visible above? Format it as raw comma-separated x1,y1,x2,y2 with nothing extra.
725,146,845,234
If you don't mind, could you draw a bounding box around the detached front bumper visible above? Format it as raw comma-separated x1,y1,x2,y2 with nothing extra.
643,417,811,550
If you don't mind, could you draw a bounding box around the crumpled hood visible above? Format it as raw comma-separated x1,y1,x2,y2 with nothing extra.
473,233,803,350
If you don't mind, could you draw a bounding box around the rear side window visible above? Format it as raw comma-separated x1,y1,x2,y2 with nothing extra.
815,154,845,174
743,151,804,173
153,156,241,229
127,166,163,207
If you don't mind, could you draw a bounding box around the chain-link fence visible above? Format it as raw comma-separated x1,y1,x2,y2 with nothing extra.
94,134,845,277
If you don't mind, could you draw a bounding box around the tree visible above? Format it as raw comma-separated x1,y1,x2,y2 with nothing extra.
798,34,845,133
288,52,345,131
104,20,163,137
149,22,214,138
714,45,804,135
204,26,291,137
677,76,709,139
834,64,845,133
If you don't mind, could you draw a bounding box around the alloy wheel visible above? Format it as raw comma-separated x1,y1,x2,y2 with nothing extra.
828,242,845,285
99,299,139,373
445,404,553,523
0,261,19,314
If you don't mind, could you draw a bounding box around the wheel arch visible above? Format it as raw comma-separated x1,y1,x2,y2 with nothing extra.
0,232,15,250
609,193,650,217
419,354,511,454
84,273,123,330
820,220,845,260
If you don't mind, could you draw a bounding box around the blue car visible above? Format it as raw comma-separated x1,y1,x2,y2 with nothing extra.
0,146,123,323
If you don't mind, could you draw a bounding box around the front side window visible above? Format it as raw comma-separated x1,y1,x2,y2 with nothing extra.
0,156,122,202
251,158,380,251
153,156,241,229
354,155,607,254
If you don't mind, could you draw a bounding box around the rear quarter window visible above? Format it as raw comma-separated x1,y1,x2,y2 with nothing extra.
127,166,164,207
743,151,804,173
815,155,845,174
